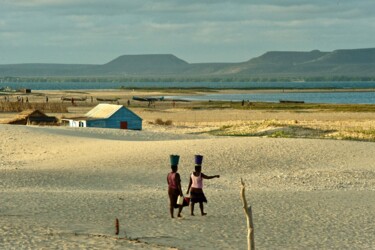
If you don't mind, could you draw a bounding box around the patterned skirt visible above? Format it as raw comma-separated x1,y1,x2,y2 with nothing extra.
190,188,207,203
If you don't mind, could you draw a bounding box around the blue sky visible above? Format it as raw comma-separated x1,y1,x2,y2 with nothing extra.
1,0,374,64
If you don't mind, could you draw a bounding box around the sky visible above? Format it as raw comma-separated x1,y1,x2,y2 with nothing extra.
1,0,375,64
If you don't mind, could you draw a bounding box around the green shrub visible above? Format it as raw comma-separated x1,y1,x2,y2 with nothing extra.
165,120,173,126
155,118,164,125
154,118,173,126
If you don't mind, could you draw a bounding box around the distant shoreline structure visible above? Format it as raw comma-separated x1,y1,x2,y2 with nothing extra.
2,80,375,91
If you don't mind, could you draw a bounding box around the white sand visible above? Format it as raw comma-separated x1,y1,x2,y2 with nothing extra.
1,124,375,249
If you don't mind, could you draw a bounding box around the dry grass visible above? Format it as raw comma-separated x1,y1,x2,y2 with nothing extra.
1,90,374,142
207,119,375,142
0,102,68,113
185,101,375,112
153,118,173,126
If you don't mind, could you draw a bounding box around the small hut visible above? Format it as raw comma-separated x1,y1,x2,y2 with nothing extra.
18,88,32,93
62,104,142,130
8,109,58,125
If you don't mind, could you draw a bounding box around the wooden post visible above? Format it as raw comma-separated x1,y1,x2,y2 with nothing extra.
240,178,255,250
115,218,119,235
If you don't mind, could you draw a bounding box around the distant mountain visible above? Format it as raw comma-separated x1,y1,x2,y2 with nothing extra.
222,48,375,77
314,48,375,64
1,48,375,79
99,54,189,75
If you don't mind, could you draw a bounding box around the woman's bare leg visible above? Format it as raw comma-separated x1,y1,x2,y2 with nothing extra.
170,205,174,218
177,205,183,217
199,202,207,216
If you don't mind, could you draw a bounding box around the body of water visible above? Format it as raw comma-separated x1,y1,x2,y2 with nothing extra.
167,91,375,104
1,81,375,104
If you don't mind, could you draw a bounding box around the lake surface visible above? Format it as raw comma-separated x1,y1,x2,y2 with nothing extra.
166,91,375,104
1,81,375,104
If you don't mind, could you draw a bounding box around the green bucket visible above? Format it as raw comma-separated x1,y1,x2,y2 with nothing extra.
170,155,180,166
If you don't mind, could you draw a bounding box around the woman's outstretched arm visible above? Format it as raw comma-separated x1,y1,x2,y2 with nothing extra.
201,173,220,179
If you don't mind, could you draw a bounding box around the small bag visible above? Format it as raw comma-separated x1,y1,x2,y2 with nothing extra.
183,197,190,207
177,195,184,205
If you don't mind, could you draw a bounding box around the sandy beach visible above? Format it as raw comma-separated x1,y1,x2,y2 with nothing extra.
1,89,375,249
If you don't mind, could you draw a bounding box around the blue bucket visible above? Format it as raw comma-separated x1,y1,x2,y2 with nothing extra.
170,155,180,166
195,155,203,165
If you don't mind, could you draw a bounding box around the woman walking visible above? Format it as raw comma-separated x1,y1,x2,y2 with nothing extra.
167,155,184,218
186,155,220,216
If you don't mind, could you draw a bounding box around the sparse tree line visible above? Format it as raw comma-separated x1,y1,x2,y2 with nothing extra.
2,75,375,84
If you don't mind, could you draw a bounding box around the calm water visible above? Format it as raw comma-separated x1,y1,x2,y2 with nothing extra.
1,81,375,104
167,91,375,104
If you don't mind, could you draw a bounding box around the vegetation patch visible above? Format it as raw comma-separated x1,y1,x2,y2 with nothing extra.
0,102,68,113
334,129,375,141
207,119,375,142
183,101,375,112
153,118,173,126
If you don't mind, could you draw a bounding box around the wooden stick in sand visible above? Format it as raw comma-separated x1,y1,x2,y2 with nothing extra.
115,218,119,235
240,178,255,250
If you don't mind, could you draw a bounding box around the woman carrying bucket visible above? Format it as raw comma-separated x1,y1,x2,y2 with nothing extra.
167,155,184,218
186,155,220,216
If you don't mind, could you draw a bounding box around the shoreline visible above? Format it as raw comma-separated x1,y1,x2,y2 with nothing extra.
3,86,375,98
1,89,375,143
3,87,375,93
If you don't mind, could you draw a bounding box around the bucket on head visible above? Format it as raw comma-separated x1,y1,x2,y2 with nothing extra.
195,155,203,165
170,155,180,166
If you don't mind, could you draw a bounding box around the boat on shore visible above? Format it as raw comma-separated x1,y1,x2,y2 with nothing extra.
96,97,120,102
279,99,305,104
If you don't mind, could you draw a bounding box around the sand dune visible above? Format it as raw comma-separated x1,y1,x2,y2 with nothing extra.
1,124,375,249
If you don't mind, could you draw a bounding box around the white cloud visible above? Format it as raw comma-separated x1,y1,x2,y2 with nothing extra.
0,0,375,63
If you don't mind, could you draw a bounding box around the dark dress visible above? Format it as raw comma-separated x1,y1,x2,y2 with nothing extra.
190,188,207,203
167,172,180,208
